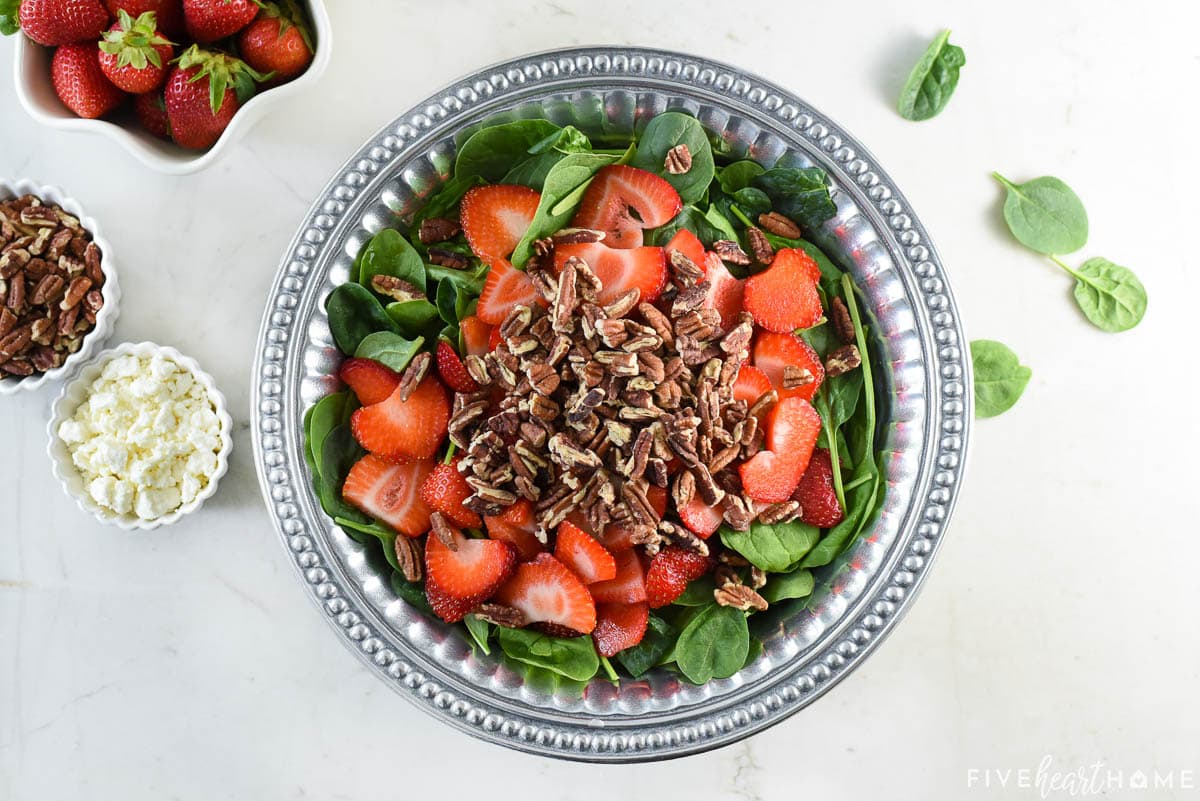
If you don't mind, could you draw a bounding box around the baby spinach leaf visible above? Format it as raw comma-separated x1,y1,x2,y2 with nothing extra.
510,152,619,267
630,111,715,205
718,160,766,194
455,120,563,182
307,391,353,479
720,520,821,573
616,615,676,678
673,604,749,684
753,168,837,230
385,299,439,338
0,0,19,35
358,229,426,294
326,282,399,354
427,262,488,296
897,30,967,121
528,124,592,155
649,205,728,248
971,339,1031,418
673,576,717,606
434,279,459,325
316,425,367,524
761,569,815,603
413,174,484,225
703,204,740,241
799,471,874,569
354,331,424,373
496,628,600,682
599,654,620,682
993,173,1089,255
1060,256,1147,332
463,614,493,655
502,152,566,189
389,572,432,612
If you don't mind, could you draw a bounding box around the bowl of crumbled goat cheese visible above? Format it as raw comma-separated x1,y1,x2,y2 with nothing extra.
47,341,233,530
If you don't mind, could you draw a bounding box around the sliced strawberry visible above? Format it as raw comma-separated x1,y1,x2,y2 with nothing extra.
476,259,544,325
341,455,435,538
494,553,597,635
701,253,745,333
732,364,773,408
350,375,450,462
665,228,706,269
485,498,544,560
425,525,517,623
460,184,540,265
739,397,822,503
419,460,482,529
488,325,503,351
587,548,647,604
338,357,401,406
459,314,495,357
554,520,617,584
677,495,724,539
554,242,668,306
644,546,712,608
435,340,479,393
596,486,668,551
752,331,825,402
792,448,844,528
593,602,650,658
743,248,823,333
571,165,682,249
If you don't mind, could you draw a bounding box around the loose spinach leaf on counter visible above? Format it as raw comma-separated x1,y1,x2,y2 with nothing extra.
510,152,620,267
354,331,424,373
673,603,749,684
454,120,564,182
897,30,966,121
1059,256,1147,332
720,519,821,573
992,172,1088,255
497,627,600,681
630,111,716,205
325,282,399,354
970,339,1031,418
616,615,676,678
753,168,837,230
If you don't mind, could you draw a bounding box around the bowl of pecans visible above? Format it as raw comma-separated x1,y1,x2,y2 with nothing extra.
0,179,120,394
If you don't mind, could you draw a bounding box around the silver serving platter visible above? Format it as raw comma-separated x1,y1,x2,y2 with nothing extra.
251,46,971,762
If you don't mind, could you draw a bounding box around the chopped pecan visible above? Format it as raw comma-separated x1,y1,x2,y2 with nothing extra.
371,274,424,302
782,365,815,389
712,239,750,265
418,217,460,245
667,249,704,287
664,143,692,174
830,296,856,343
552,227,605,246
472,602,527,628
398,351,431,400
429,512,458,551
393,535,424,581
824,343,862,377
714,583,768,612
746,226,774,265
757,500,800,525
757,211,802,239
427,246,471,270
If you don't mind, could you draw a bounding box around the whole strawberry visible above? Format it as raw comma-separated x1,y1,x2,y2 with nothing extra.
181,0,256,43
104,0,183,38
51,41,125,118
163,44,265,149
16,0,109,45
237,0,312,82
134,89,170,138
98,10,173,93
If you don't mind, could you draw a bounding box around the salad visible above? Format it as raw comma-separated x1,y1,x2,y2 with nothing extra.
303,112,885,685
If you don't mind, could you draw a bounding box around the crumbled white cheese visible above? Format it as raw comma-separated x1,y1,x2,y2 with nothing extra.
59,353,222,521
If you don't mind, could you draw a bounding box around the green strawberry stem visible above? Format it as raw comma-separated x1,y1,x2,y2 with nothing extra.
176,44,273,114
100,10,174,70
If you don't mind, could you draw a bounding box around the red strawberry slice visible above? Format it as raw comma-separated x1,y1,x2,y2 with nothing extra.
752,331,825,402
554,242,668,306
644,546,713,608
732,364,773,408
596,486,667,551
743,248,823,333
338,357,401,406
476,259,544,325
677,495,724,539
350,375,450,462
484,498,544,561
488,325,503,351
587,548,647,605
665,228,706,270
593,602,650,658
425,524,517,623
459,315,495,357
435,340,479,393
554,521,617,584
341,455,435,538
460,184,541,265
792,448,845,528
570,165,682,249
419,460,482,529
494,552,597,635
739,397,822,503
702,253,745,333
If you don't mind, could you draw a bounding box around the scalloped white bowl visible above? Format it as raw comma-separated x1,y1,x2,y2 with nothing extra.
0,178,121,395
47,341,233,530
12,0,331,175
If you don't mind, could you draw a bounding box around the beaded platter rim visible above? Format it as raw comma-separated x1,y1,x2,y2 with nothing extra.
250,46,971,762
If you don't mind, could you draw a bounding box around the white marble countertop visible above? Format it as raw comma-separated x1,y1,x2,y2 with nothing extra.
3,1,1200,797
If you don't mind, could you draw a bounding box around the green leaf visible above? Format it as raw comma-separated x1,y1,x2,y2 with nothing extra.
389,572,432,612
648,205,729,248
0,0,20,35
315,425,367,523
496,628,600,681
992,173,1089,255
718,160,766,194
897,30,967,121
454,120,563,182
761,569,815,603
753,168,837,231
306,391,353,479
325,282,399,354
501,152,566,190
463,615,493,655
616,615,676,678
510,152,619,268
358,229,426,295
703,204,740,242
673,604,749,684
1065,256,1147,332
971,339,1031,418
353,332,424,373
720,520,821,573
630,111,716,205
385,299,440,338
673,576,717,606
413,174,485,226
528,124,592,156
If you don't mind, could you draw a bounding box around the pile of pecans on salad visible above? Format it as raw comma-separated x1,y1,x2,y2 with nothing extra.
304,112,885,684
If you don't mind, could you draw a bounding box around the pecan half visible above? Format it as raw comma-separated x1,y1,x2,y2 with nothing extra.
371,274,424,302
472,602,527,628
418,217,460,245
393,535,424,582
714,583,768,612
746,226,774,265
398,351,431,401
427,246,470,270
664,143,692,174
830,296,855,343
712,239,750,266
824,343,862,377
757,211,802,239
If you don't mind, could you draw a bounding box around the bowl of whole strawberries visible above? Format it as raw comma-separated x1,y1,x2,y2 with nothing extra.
5,0,331,173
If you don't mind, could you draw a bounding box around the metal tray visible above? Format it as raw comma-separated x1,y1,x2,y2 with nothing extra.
251,46,971,762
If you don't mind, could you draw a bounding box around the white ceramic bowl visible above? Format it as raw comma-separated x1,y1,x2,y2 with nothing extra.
0,178,121,395
12,0,331,175
47,341,233,530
